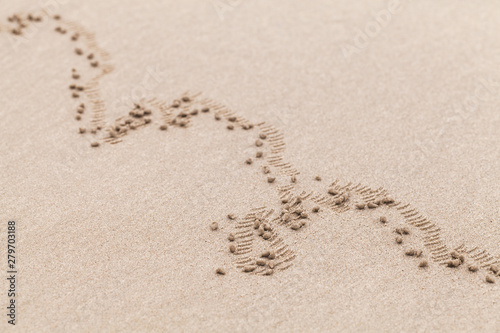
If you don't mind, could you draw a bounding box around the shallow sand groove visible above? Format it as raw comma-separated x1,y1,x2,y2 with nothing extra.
3,11,499,284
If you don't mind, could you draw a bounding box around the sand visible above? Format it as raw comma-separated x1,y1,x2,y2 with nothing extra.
0,0,499,331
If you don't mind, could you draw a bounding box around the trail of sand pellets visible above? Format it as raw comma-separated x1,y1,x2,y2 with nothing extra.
3,11,499,284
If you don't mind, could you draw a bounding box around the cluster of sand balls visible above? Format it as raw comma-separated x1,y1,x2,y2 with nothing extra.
372,215,428,268
6,13,43,35
164,96,210,129
327,187,349,206
241,250,276,276
254,218,273,240
279,197,310,231
356,196,394,210
444,251,498,283
244,135,266,163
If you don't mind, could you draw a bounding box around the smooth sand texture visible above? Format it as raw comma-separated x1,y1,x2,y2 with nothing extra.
1,0,499,331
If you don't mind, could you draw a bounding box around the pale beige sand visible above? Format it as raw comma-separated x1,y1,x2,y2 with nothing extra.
1,0,499,331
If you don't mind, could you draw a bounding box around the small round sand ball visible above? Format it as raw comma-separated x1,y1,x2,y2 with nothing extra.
256,259,266,266
261,251,270,257
328,188,338,195
228,116,236,122
90,142,100,148
256,151,263,158
291,222,301,230
259,133,267,140
75,48,83,55
243,265,256,272
214,115,221,120
72,92,80,98
253,220,261,229
264,269,274,276
228,233,235,241
227,214,236,220
263,166,271,174
402,227,410,235
468,265,479,272
216,268,226,275
78,127,86,134
395,236,403,244
255,139,263,147
160,125,168,131
268,261,275,269
367,202,378,209
257,226,265,236
312,206,320,213
356,203,365,210
262,232,272,240
75,115,81,120
291,176,297,183
490,265,499,274
268,251,276,260
315,175,321,181
227,124,234,130
190,109,198,115
380,216,387,223
210,222,218,231
267,176,276,183
395,228,403,235
419,260,428,268
172,100,181,108
245,158,253,165
486,275,496,284
281,198,289,204
229,244,236,253
416,250,423,257
182,96,191,102
300,212,308,219
130,124,137,130
263,223,271,231
201,107,210,113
